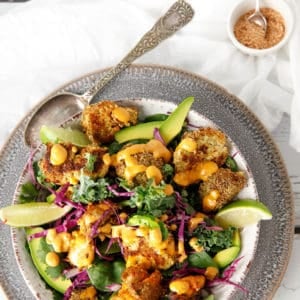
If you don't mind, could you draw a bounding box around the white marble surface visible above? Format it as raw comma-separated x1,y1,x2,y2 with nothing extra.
0,1,299,300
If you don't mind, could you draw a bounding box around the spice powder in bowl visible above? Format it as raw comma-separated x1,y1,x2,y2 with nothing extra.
234,7,285,49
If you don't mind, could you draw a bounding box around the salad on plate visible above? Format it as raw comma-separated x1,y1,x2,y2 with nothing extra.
0,97,272,300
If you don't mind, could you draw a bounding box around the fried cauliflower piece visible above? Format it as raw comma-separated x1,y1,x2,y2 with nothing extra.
169,275,206,298
115,151,165,186
78,202,117,239
111,266,163,300
81,100,138,144
112,225,176,270
112,139,171,186
68,230,95,269
173,128,229,173
199,168,247,212
39,143,109,185
69,286,97,300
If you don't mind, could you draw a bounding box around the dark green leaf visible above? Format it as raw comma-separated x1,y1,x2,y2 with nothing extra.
37,238,65,279
225,156,238,172
88,260,125,291
143,114,169,122
19,182,38,203
188,251,218,268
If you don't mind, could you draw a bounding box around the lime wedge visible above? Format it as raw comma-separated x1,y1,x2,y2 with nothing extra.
215,199,272,228
0,202,72,227
40,125,90,146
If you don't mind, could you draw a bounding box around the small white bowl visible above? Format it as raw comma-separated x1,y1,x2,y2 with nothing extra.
227,0,294,56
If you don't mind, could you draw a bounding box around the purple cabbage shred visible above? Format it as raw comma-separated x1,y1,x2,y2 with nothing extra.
153,128,166,145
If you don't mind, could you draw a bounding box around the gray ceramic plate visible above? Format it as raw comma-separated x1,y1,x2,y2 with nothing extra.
0,64,294,299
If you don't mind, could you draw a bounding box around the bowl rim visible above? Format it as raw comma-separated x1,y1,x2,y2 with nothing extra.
227,0,295,56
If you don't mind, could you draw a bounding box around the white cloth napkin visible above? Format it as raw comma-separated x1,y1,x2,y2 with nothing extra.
0,0,299,151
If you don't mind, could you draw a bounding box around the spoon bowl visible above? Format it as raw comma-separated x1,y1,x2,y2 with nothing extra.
25,92,87,147
247,0,267,32
24,0,194,148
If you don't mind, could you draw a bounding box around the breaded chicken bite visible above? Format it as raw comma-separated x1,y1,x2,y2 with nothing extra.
199,168,247,212
39,143,109,185
173,128,228,173
112,266,163,300
81,100,138,144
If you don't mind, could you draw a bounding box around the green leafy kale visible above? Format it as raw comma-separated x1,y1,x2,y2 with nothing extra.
161,164,174,182
192,221,235,255
128,180,175,217
84,153,97,172
19,182,39,203
72,174,113,204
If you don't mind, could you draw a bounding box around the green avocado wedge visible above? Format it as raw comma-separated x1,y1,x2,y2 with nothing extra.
26,227,71,294
114,96,195,144
213,246,240,269
40,125,90,147
159,96,194,144
114,121,163,144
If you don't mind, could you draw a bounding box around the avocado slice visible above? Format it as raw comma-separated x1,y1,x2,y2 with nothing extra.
114,97,195,144
40,125,90,147
26,227,71,294
159,96,195,144
114,121,163,144
213,246,240,269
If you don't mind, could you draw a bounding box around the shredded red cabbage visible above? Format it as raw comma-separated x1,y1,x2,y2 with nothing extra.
103,200,122,225
200,221,224,231
174,192,187,211
107,184,134,198
63,270,89,300
222,256,244,280
208,278,248,294
27,229,48,241
208,256,248,294
186,117,201,129
153,128,166,145
106,283,121,292
95,242,114,261
178,211,186,242
172,263,206,280
90,207,114,238
55,209,84,233
50,183,85,211
63,267,81,279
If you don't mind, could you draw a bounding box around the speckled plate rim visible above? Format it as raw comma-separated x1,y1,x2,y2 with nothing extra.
0,64,295,300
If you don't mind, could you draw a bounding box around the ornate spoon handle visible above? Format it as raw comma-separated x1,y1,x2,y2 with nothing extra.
84,0,194,101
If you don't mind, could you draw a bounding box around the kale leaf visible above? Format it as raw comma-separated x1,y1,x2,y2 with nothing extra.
72,174,113,204
129,180,175,217
192,222,235,255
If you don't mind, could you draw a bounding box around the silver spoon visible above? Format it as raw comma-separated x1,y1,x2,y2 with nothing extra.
247,0,267,32
24,0,194,148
